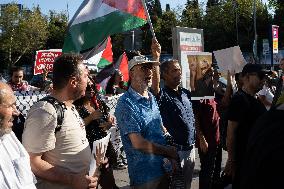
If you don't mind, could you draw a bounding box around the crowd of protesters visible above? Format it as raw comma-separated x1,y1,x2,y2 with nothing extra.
0,38,284,189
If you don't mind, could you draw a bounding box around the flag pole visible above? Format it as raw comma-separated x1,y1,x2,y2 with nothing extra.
141,0,156,40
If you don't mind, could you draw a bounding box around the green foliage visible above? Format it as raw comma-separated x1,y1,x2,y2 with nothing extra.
147,0,162,18
111,33,125,59
0,4,69,70
202,0,272,54
0,0,281,69
0,4,22,68
203,1,235,51
153,0,162,17
207,0,220,7
181,0,203,28
0,4,48,68
45,11,68,49
155,10,178,53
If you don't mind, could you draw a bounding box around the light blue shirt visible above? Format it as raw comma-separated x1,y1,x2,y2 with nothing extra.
115,87,166,186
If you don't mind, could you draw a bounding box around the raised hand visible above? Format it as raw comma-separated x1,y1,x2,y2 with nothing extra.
151,38,161,60
95,142,107,167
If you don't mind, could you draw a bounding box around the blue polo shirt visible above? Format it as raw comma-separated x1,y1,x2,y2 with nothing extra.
156,86,195,146
115,87,166,186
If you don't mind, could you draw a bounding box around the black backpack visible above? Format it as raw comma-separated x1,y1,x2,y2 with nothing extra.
12,96,66,142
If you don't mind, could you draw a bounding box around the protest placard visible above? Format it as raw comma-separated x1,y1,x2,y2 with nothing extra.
182,52,214,100
89,132,111,176
213,46,246,74
34,49,62,75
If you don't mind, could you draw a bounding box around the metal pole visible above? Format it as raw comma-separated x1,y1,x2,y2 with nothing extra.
67,1,69,21
270,25,274,68
141,0,156,40
253,0,258,62
234,0,239,45
131,30,135,50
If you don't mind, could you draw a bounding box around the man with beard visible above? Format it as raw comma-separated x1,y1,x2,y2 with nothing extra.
0,82,37,189
115,41,178,189
151,58,196,189
22,54,98,189
224,64,267,189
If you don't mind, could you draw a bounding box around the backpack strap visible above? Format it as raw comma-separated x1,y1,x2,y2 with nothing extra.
39,96,66,133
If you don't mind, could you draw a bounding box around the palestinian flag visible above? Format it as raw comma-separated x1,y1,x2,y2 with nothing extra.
63,0,147,53
95,64,114,83
96,52,129,83
115,52,129,82
82,36,113,70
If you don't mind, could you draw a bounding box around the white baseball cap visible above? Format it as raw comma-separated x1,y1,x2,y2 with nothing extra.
128,55,159,71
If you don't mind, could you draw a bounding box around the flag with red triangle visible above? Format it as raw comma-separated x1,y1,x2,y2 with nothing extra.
96,52,129,84
63,0,147,53
82,36,113,70
115,52,129,82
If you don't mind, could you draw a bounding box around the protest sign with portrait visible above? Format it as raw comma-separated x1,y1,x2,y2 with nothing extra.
183,52,214,100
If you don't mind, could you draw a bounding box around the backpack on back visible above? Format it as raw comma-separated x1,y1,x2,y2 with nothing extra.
12,96,66,142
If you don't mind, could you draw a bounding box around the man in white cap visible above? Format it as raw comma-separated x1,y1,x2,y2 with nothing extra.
115,40,178,189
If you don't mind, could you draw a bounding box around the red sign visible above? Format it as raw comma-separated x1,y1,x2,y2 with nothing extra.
34,50,62,75
272,26,279,39
180,45,203,52
272,25,279,54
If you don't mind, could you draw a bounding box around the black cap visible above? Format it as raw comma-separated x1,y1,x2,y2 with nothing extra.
242,64,266,75
242,64,268,79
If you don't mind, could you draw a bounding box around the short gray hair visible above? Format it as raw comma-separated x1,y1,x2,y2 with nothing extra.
0,82,12,105
160,59,179,79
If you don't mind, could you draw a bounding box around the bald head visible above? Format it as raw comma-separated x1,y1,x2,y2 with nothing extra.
0,82,13,105
0,82,18,136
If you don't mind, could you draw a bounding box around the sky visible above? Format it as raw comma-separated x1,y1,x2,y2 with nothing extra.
2,0,188,19
2,0,269,20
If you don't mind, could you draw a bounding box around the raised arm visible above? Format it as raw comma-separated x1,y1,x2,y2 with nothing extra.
221,70,233,107
151,38,161,96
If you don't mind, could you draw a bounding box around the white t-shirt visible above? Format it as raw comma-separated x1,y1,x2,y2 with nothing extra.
0,132,36,189
257,85,274,110
23,101,91,189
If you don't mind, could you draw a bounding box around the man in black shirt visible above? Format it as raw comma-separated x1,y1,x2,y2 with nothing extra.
225,64,267,189
151,56,196,189
240,103,284,189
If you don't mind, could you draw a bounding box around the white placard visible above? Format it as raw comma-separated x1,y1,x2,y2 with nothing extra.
213,46,246,74
89,132,111,176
